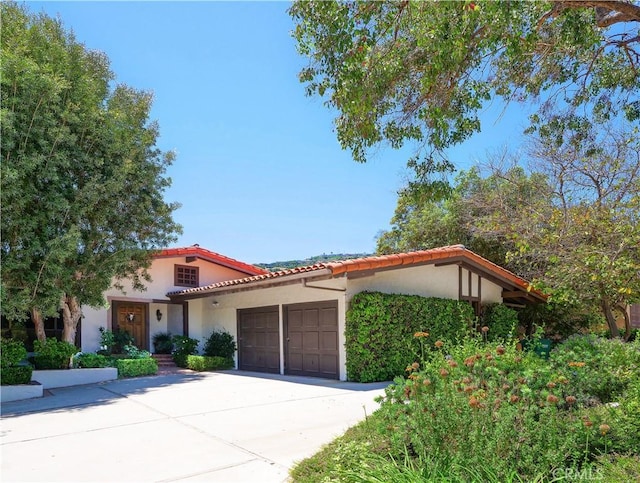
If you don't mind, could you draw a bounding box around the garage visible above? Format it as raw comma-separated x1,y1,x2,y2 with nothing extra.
237,306,280,373
284,300,339,379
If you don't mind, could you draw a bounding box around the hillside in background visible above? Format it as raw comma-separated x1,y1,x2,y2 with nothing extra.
257,253,372,272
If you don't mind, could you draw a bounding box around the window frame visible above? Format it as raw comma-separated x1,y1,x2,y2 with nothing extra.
174,264,199,287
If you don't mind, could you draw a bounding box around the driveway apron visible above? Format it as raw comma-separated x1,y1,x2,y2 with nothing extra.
0,371,388,482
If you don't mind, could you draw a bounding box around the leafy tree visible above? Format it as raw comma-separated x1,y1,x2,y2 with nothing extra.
290,1,639,170
518,117,640,339
378,117,639,339
376,162,547,274
1,3,181,344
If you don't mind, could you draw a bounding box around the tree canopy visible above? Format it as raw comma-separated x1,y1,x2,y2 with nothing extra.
290,0,639,168
0,2,182,342
377,119,640,338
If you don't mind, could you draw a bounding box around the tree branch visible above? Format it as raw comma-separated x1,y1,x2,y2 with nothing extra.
538,1,640,29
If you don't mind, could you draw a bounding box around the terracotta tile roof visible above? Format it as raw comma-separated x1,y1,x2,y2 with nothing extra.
167,245,546,301
155,245,267,276
167,263,331,297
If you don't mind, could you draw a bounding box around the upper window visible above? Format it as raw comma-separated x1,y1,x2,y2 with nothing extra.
175,264,199,287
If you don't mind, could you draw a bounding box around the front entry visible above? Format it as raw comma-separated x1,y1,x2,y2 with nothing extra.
113,302,148,350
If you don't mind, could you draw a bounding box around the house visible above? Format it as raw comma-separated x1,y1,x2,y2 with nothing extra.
80,245,267,352
167,245,546,381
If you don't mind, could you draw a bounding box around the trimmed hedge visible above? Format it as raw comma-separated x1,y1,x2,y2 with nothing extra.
33,338,79,369
186,355,234,372
481,303,519,341
115,358,158,378
1,365,33,385
1,338,27,367
172,335,199,368
74,353,111,368
345,292,475,382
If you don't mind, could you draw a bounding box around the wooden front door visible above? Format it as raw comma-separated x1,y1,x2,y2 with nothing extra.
113,302,148,350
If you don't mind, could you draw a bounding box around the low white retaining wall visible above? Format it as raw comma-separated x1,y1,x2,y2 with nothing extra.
31,368,118,389
1,382,43,403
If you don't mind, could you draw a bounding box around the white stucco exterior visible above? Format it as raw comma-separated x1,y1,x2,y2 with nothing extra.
80,253,262,353
184,263,508,381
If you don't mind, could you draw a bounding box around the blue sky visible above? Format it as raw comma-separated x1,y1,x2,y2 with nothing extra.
29,1,528,264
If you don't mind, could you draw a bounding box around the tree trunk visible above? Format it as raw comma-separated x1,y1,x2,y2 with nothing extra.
61,295,82,345
31,307,47,342
615,304,632,341
601,298,621,339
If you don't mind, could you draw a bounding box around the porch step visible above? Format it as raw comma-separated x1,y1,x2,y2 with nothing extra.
152,354,177,367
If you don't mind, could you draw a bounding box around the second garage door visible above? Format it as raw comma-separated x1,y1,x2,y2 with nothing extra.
237,306,280,373
284,300,339,379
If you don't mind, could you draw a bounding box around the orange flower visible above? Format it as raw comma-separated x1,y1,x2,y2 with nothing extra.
434,340,444,348
547,394,560,404
481,326,489,333
547,382,556,389
599,424,610,435
447,359,458,368
510,395,520,403
414,331,429,338
423,378,432,386
469,396,479,408
584,419,593,428
496,346,505,355
565,395,577,405
569,361,586,367
439,368,449,378
411,362,420,370
464,356,476,367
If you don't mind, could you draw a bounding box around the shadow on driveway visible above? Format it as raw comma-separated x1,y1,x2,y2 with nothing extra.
1,369,390,418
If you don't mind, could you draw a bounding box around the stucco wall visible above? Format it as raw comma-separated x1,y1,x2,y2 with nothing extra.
187,265,507,381
80,256,254,353
346,264,504,304
189,278,348,379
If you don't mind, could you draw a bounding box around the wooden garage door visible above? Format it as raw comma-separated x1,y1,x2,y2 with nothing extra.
285,300,339,379
237,306,280,373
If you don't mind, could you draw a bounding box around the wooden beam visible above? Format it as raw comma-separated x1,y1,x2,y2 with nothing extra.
502,290,526,299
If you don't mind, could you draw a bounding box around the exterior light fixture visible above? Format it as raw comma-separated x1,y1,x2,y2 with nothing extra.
156,309,163,322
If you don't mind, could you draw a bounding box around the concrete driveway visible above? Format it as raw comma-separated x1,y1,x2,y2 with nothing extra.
0,371,388,482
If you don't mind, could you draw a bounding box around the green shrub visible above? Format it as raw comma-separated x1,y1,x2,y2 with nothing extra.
122,344,151,359
172,335,199,367
549,335,640,403
203,329,236,359
73,353,112,368
1,338,27,367
186,355,234,371
98,327,135,355
152,331,174,354
115,358,158,377
0,365,33,385
481,303,519,341
345,292,475,382
33,338,79,369
376,337,593,480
